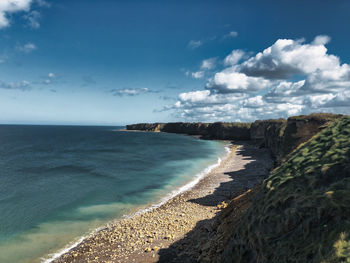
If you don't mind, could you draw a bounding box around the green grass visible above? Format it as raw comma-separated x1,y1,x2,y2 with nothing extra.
222,116,350,263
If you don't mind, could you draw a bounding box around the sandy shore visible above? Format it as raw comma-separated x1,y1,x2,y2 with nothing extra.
51,142,272,263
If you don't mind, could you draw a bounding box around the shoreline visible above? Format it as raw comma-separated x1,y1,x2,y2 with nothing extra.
51,142,272,263
44,141,230,263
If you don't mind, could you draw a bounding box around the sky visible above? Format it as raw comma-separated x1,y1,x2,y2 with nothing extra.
0,0,350,125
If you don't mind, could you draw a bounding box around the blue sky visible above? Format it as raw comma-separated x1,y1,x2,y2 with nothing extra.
0,0,350,125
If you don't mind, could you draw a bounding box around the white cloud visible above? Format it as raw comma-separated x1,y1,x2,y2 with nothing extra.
0,80,30,90
200,58,216,70
43,72,55,84
188,40,202,49
191,71,204,79
24,10,40,28
264,80,305,102
312,35,331,46
243,95,265,108
239,37,340,79
178,90,211,103
17,42,37,53
165,35,350,121
0,0,33,28
184,58,217,80
206,70,271,93
224,49,245,66
224,31,238,38
110,87,157,97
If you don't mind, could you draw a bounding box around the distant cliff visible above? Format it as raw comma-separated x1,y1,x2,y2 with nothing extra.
126,113,342,163
126,122,252,140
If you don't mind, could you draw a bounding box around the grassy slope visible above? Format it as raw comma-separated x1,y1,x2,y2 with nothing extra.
222,116,350,263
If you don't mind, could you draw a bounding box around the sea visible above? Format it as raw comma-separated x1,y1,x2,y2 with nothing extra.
0,125,228,263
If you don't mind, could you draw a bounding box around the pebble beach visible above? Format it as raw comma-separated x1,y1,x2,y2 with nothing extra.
51,142,272,263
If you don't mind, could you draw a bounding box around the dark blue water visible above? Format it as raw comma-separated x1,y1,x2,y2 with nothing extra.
0,125,226,262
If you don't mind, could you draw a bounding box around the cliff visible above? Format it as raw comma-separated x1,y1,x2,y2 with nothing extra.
250,113,342,163
127,113,342,163
221,116,350,263
126,122,251,140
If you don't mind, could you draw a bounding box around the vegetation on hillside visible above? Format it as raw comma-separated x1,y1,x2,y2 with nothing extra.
222,116,350,263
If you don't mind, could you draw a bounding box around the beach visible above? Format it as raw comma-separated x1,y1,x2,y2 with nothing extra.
51,142,272,263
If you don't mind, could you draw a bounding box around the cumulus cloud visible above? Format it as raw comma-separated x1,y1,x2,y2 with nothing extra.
184,58,217,80
200,58,216,70
206,70,271,93
110,87,158,97
16,42,37,53
165,35,350,121
0,0,32,28
0,0,49,29
239,38,340,80
191,71,204,79
312,35,331,46
224,50,245,66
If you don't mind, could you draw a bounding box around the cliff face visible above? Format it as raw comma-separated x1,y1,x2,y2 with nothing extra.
250,113,342,163
206,122,251,140
126,122,251,140
281,113,343,160
127,113,342,164
221,116,350,263
126,123,165,132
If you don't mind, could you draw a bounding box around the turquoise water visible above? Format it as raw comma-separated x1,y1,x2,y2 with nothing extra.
0,125,227,263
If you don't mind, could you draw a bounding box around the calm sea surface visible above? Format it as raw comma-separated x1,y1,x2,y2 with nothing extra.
0,125,227,263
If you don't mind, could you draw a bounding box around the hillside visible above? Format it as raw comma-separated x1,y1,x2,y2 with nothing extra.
221,116,350,262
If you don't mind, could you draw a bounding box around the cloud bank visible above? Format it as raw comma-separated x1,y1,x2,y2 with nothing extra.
169,36,350,121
